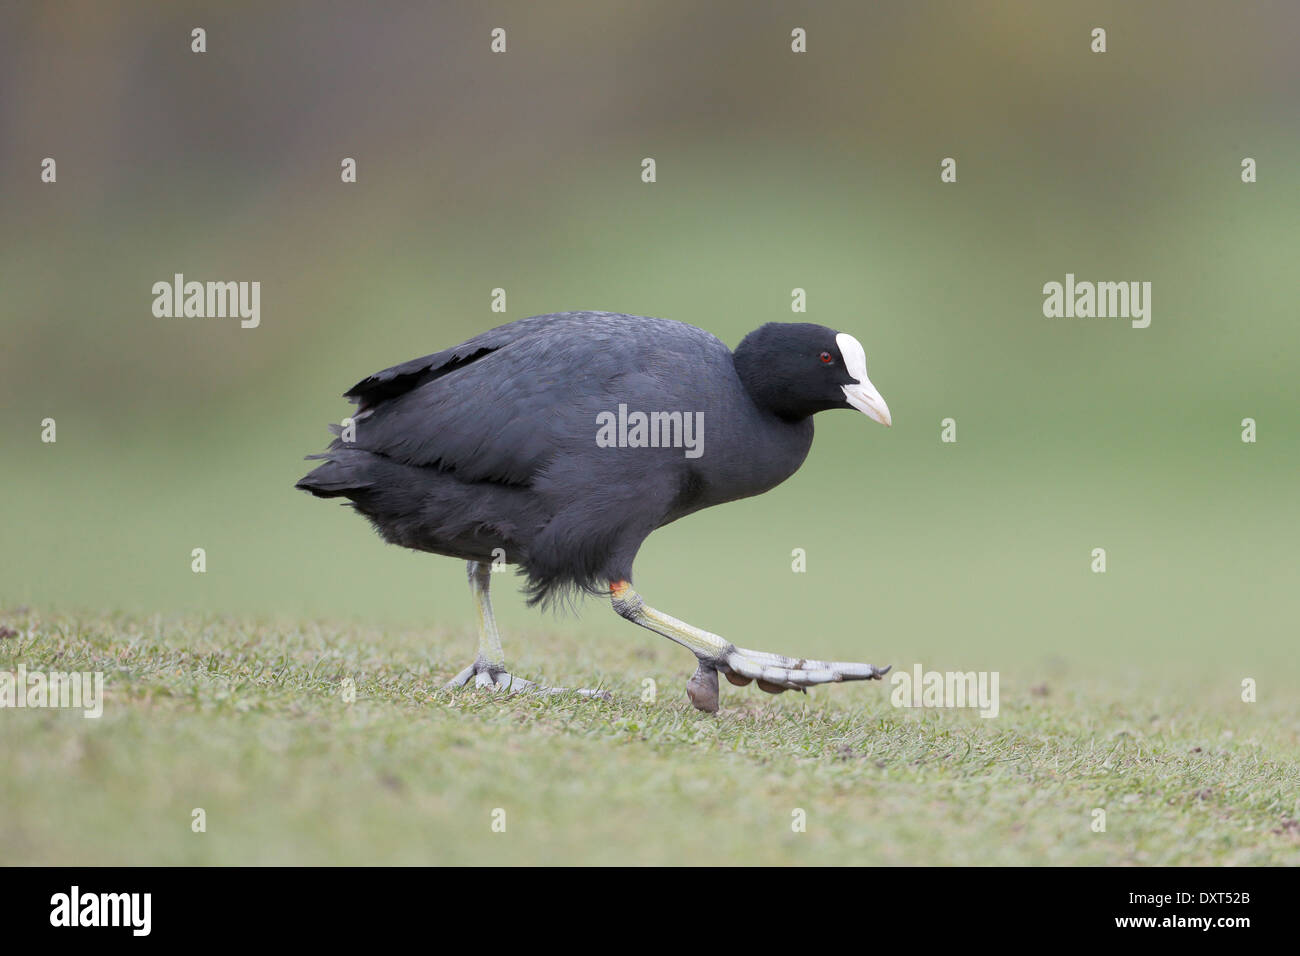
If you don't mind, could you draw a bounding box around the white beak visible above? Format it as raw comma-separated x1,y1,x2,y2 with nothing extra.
842,378,892,427
834,331,891,427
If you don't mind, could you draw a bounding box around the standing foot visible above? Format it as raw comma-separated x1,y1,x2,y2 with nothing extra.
443,656,611,701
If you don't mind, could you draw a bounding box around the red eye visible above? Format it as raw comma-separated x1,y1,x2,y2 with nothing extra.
819,351,833,364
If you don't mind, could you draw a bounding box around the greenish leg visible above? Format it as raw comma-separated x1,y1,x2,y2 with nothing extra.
469,560,505,670
609,580,889,713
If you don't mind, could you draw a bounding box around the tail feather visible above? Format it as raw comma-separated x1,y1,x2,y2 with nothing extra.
295,448,375,498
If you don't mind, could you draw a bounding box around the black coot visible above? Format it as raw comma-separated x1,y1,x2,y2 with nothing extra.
297,311,892,711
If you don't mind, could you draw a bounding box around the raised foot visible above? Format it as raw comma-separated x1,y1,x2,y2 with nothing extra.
686,648,891,712
443,657,611,701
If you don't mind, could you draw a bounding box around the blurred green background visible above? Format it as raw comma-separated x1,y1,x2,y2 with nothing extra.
2,0,1297,687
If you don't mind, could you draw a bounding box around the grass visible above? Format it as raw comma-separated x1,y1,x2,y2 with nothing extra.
2,606,1297,866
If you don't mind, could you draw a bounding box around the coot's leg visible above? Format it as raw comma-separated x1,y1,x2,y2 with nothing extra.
444,561,610,700
609,580,889,713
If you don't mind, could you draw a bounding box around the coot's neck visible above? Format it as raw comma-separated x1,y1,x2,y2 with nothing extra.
733,337,815,422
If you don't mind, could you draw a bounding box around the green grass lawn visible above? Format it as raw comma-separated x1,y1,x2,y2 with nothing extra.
2,606,1296,866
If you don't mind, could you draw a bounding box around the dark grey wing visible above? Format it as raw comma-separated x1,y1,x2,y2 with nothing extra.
341,313,723,487
343,315,556,410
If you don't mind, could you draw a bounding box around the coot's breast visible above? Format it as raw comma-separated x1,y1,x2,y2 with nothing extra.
641,364,817,527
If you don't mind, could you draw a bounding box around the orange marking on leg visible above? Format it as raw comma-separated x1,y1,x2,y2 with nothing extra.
610,580,630,599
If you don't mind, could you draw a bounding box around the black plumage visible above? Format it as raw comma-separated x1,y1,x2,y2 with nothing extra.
298,311,893,710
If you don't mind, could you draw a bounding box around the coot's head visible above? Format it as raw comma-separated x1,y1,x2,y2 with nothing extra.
733,322,892,426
